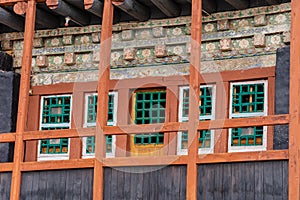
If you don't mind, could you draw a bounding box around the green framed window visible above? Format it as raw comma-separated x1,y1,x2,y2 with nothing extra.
134,90,166,145
230,81,267,118
39,95,72,159
83,92,117,157
229,80,267,152
177,85,215,155
231,127,264,146
180,85,215,121
180,130,212,150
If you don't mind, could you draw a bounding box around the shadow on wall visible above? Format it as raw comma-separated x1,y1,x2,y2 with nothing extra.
0,51,20,163
274,46,290,150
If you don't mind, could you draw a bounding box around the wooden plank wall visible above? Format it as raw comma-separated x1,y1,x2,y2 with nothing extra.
198,161,288,200
103,166,186,200
0,172,12,200
20,169,93,200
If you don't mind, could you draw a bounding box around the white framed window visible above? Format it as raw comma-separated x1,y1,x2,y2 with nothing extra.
82,92,118,158
38,95,72,161
177,85,216,155
228,80,268,152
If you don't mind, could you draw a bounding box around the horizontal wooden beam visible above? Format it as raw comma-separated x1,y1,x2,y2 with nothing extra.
103,155,188,167
0,133,15,142
197,150,289,164
3,114,288,142
112,0,150,21
0,0,45,6
22,128,95,141
21,158,94,171
0,163,14,172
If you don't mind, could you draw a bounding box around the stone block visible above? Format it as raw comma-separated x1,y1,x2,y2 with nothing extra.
123,47,136,61
283,31,290,44
217,19,229,31
121,30,134,41
1,40,13,51
219,38,232,51
63,35,74,45
152,27,165,38
93,50,100,62
155,44,168,58
36,55,48,68
64,52,75,65
33,38,44,48
253,34,266,47
254,15,267,26
92,32,100,43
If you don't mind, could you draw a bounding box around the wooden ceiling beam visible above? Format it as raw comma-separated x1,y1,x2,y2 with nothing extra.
202,0,217,14
0,7,24,31
14,2,59,28
150,0,180,17
265,0,279,5
112,0,150,21
84,0,103,18
46,0,90,26
223,0,249,10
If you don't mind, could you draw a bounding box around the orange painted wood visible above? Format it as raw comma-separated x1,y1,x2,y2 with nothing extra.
197,150,289,164
21,159,94,171
289,0,300,199
214,81,229,153
0,163,14,172
187,0,202,199
93,0,114,199
13,1,27,15
267,76,275,150
24,95,39,161
16,114,289,142
115,88,130,157
0,133,15,142
23,128,95,140
10,1,36,200
103,155,188,167
164,85,179,155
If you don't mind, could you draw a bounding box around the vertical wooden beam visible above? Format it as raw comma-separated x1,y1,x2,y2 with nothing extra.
164,85,179,155
10,0,36,199
289,0,300,199
93,0,114,199
267,76,275,150
214,81,229,153
116,88,130,157
186,0,202,199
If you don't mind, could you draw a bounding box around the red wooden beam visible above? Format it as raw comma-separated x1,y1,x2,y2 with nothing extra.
10,0,36,200
289,0,300,199
93,0,114,199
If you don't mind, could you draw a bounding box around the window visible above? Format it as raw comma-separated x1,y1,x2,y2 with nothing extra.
131,90,166,155
38,95,72,161
228,80,268,152
82,92,118,158
177,85,216,155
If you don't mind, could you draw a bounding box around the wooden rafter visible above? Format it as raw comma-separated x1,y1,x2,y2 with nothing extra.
112,0,150,21
84,0,103,18
223,0,248,10
150,0,181,17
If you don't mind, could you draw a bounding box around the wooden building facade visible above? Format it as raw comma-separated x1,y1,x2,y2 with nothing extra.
0,0,298,199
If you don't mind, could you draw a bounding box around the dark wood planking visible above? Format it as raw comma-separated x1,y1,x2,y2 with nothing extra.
0,173,11,200
110,168,119,200
223,0,249,9
150,0,180,17
21,170,93,200
198,161,288,200
116,168,125,200
104,167,112,200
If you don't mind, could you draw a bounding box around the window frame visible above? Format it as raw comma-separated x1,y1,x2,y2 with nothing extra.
228,80,268,152
37,94,72,161
177,85,216,155
82,91,118,158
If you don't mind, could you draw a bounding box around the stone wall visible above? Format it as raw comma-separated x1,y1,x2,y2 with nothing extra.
0,3,291,86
